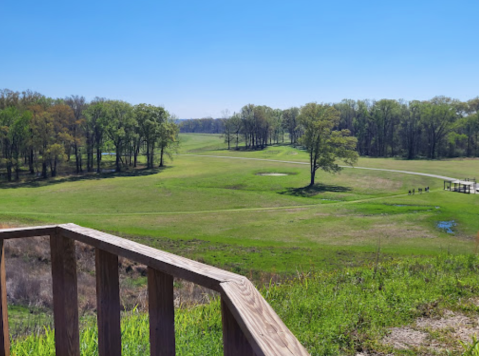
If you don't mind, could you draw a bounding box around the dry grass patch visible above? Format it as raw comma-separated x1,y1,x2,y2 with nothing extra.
312,221,436,246
383,327,429,350
354,176,403,191
382,310,479,353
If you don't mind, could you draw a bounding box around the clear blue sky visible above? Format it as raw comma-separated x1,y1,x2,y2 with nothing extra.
1,0,478,118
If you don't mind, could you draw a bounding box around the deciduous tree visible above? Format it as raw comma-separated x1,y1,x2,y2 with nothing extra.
298,103,358,186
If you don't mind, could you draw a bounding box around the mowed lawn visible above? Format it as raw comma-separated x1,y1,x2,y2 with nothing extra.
1,133,478,275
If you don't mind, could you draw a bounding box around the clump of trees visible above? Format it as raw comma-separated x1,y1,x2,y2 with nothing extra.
0,89,179,181
183,96,479,160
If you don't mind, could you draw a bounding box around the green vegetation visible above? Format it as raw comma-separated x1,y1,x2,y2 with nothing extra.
0,90,179,181
297,102,358,186
183,97,479,160
2,133,479,354
1,134,478,275
11,254,479,355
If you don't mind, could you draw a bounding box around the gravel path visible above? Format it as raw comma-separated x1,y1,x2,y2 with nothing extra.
181,154,459,181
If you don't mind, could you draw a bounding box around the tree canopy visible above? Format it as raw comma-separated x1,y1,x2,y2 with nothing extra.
0,89,180,181
298,103,358,186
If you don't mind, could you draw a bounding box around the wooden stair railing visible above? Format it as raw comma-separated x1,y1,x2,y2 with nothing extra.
0,224,310,356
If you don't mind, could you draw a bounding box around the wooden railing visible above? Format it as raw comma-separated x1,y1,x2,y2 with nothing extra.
0,224,310,356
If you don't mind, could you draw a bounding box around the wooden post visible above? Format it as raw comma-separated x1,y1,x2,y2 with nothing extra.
148,267,175,356
96,249,121,356
50,233,80,356
0,239,10,356
221,298,255,356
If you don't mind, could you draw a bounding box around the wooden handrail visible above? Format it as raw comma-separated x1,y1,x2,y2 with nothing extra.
0,224,310,356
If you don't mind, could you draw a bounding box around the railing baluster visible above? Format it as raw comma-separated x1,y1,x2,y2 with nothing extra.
96,249,121,356
221,298,255,356
0,225,311,356
50,233,80,356
0,239,10,356
148,267,175,356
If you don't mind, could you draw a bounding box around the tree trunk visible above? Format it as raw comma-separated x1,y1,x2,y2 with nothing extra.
159,146,164,167
6,162,12,182
115,147,121,172
14,158,19,181
134,146,139,168
96,148,102,173
29,149,35,174
151,144,155,168
52,159,57,177
42,161,47,179
146,142,150,169
310,170,315,187
74,145,80,173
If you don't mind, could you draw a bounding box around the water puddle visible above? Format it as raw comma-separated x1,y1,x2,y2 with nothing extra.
437,220,456,234
101,169,116,173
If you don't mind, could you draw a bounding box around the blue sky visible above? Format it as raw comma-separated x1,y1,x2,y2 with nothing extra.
1,0,478,118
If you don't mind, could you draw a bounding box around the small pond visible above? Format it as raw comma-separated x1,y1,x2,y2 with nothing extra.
437,220,456,234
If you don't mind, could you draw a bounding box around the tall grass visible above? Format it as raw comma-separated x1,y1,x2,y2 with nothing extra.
11,254,479,355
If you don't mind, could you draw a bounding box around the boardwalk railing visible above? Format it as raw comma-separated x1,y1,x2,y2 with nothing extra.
0,224,309,356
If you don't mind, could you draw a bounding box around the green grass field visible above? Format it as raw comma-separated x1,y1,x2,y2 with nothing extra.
1,133,478,275
4,133,479,355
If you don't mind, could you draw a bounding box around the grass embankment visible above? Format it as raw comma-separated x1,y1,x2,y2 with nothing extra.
11,254,479,355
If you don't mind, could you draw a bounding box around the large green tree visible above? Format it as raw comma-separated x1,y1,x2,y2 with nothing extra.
298,103,358,186
104,101,136,172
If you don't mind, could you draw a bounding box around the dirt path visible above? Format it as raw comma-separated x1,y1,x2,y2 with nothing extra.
4,191,414,217
181,154,458,181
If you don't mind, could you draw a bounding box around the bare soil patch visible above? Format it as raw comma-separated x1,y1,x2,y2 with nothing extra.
383,327,429,350
383,310,479,353
256,172,289,176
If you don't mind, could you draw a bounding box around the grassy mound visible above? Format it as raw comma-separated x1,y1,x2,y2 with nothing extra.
11,254,479,355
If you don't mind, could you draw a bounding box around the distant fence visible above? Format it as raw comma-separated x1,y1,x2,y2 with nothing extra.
0,224,309,356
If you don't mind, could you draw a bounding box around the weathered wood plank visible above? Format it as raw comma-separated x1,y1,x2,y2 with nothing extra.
0,225,56,240
60,223,310,356
96,249,121,356
220,279,310,356
60,224,243,291
50,233,80,356
148,267,175,356
0,240,10,356
221,298,255,356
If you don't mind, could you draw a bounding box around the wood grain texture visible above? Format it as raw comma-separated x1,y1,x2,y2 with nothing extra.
96,249,122,356
0,225,56,240
60,224,243,291
220,279,310,356
50,233,80,356
148,268,175,356
0,240,10,356
221,298,255,356
8,224,310,356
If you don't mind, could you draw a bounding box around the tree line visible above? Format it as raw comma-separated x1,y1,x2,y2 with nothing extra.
0,89,179,181
182,96,479,159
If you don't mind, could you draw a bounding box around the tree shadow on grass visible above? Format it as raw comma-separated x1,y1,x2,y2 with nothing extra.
0,166,172,190
279,183,352,197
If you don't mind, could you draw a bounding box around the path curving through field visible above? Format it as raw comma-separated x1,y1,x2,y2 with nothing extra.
1,155,460,218
181,154,459,181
